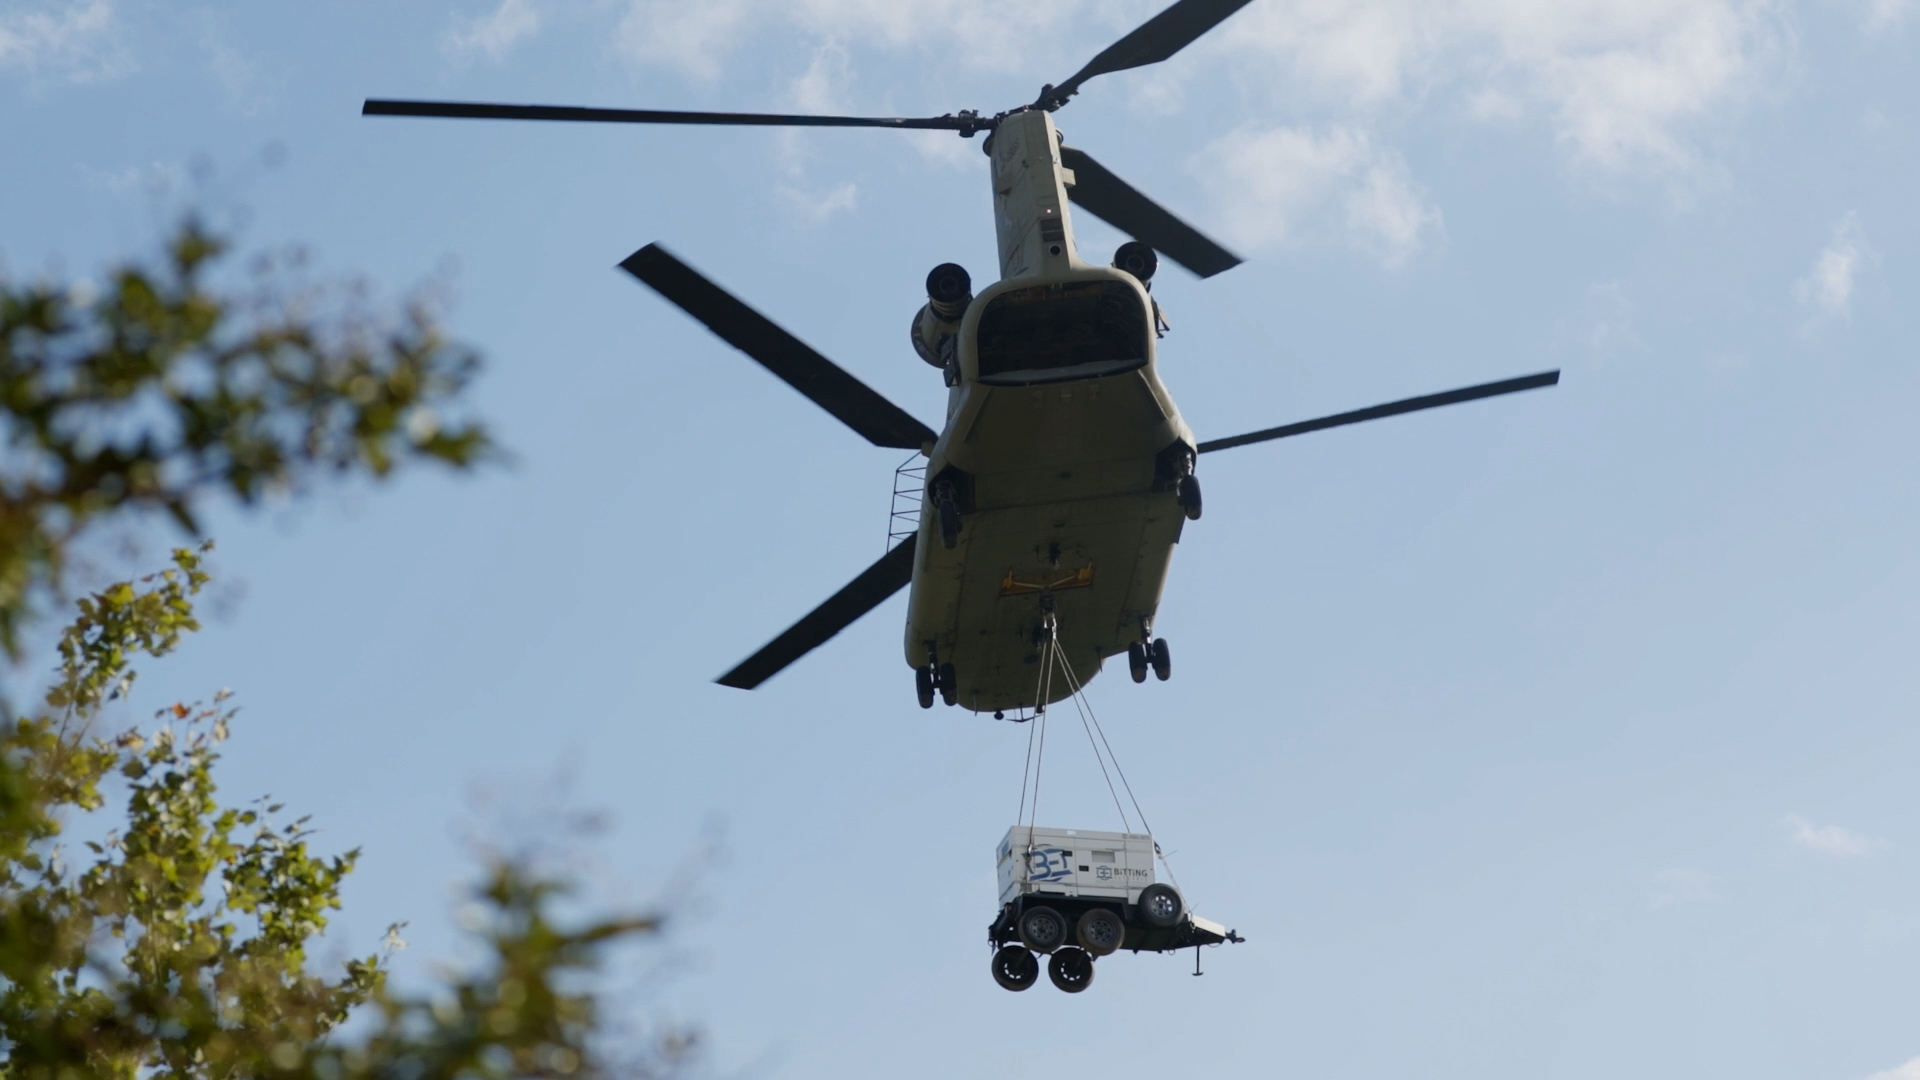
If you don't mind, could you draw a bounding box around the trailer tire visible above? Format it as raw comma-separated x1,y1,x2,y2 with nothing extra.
1076,908,1125,956
1137,883,1184,929
1017,906,1068,954
1047,947,1095,993
991,945,1039,991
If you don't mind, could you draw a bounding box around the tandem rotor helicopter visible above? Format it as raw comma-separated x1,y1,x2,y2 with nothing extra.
365,0,1558,716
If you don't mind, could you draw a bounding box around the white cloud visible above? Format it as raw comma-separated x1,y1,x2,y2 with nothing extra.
1199,124,1440,267
198,14,279,115
0,0,132,84
81,160,184,197
1867,1056,1920,1080
608,0,1145,80
1215,0,1783,179
908,128,983,169
774,43,861,222
1859,0,1913,32
1794,212,1873,319
1577,280,1644,355
1648,867,1716,909
788,38,851,112
595,0,1782,184
1783,813,1889,857
593,0,1786,256
783,179,858,221
613,0,754,81
445,0,543,62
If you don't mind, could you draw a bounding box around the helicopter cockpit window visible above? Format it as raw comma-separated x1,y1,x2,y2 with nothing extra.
974,280,1149,385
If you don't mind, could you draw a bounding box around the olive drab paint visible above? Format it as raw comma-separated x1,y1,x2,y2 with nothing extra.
906,108,1197,715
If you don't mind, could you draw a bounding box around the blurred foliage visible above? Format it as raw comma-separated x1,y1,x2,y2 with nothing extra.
0,219,685,1076
0,216,491,661
0,550,690,1077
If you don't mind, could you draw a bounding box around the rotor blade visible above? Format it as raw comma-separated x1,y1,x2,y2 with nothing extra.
1042,0,1259,107
364,99,983,131
1060,147,1241,278
620,244,937,450
1197,370,1560,454
717,535,918,689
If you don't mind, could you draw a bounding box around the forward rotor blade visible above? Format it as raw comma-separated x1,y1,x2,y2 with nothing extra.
1198,370,1560,454
364,99,983,131
1060,147,1241,278
620,244,937,450
717,535,918,689
1042,0,1260,107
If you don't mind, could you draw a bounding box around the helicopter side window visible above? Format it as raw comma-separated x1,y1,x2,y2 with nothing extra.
974,280,1149,385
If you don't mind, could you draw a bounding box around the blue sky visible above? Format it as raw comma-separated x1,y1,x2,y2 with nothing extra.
3,0,1916,1076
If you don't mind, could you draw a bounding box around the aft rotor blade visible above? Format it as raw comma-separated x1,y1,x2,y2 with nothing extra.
717,535,918,689
620,244,937,450
364,99,983,131
1041,0,1260,108
1060,147,1241,278
1198,370,1560,454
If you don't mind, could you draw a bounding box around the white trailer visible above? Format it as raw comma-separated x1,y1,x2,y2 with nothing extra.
989,825,1241,993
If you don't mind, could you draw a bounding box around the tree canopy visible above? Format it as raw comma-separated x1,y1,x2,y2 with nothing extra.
0,221,687,1077
1,549,685,1077
1,217,490,665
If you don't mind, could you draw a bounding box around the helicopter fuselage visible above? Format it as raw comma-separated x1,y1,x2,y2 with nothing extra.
905,110,1194,713
364,0,1560,708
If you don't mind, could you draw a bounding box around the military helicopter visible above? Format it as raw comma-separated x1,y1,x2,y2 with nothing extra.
364,0,1557,715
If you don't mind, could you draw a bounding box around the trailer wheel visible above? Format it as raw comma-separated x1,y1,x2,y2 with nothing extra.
991,945,1039,992
1075,908,1125,956
1137,883,1183,928
1017,906,1068,954
1047,947,1095,993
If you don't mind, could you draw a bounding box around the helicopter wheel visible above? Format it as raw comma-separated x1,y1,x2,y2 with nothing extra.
1127,641,1148,684
1177,474,1202,521
1150,638,1171,681
915,666,935,709
937,662,958,707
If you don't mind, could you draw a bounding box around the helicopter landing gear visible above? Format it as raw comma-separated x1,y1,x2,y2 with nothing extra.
1128,621,1171,683
1177,474,1202,521
917,645,958,708
933,480,962,549
1161,444,1202,521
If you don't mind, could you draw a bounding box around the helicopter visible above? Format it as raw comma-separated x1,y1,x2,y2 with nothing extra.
364,0,1558,715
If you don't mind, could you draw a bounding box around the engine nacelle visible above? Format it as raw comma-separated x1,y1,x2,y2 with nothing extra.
1112,241,1157,284
911,263,972,376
